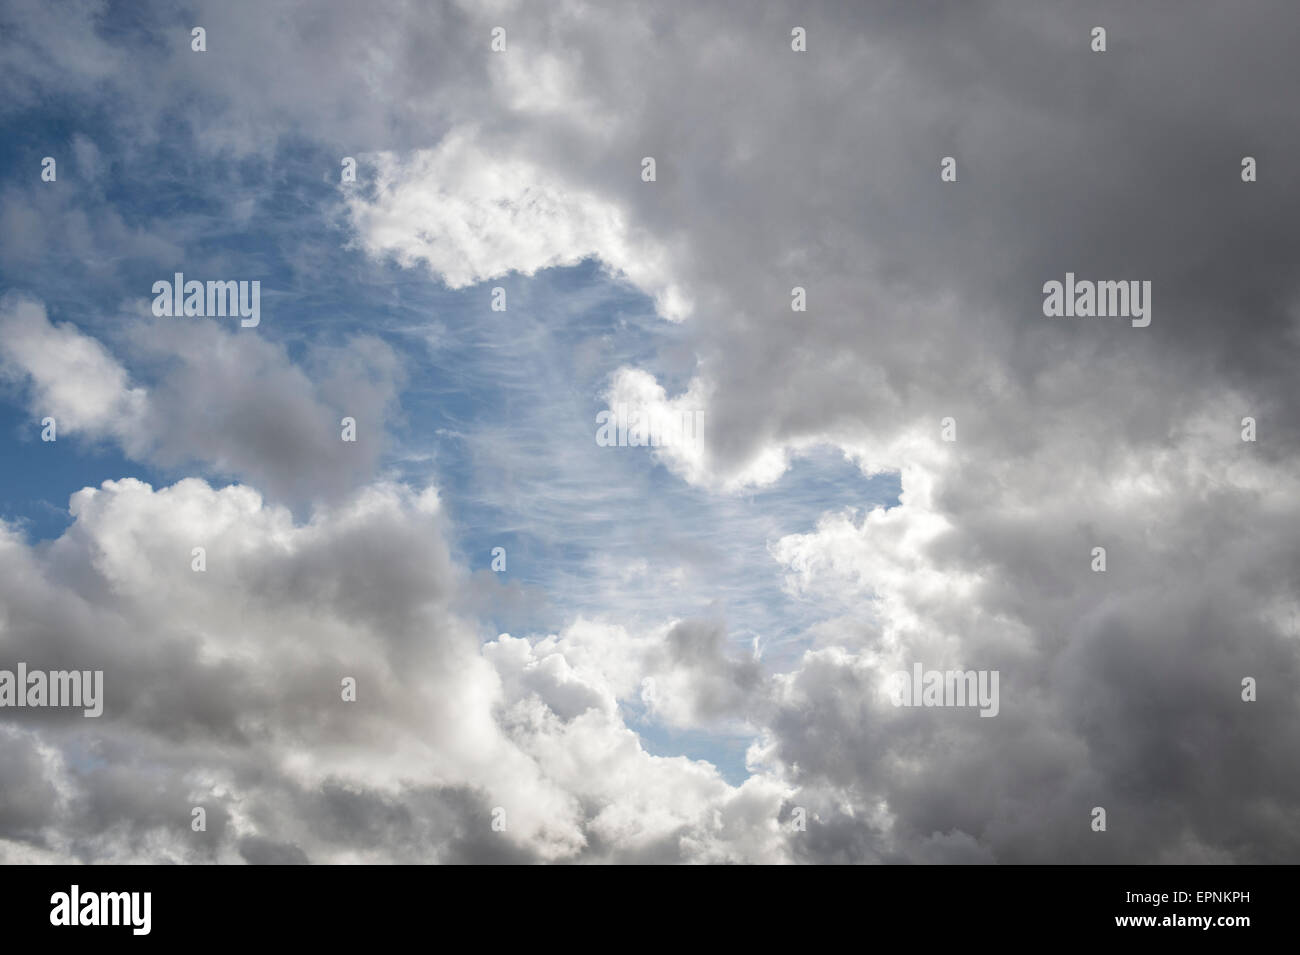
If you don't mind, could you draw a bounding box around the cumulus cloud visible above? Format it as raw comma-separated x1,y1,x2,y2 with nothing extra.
0,476,798,863
345,132,692,320
0,297,403,504
0,296,147,442
331,0,1300,861
2,0,1299,864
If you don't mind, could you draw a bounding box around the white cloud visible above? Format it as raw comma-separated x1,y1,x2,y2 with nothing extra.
0,297,147,443
0,476,795,862
0,296,403,503
345,131,692,320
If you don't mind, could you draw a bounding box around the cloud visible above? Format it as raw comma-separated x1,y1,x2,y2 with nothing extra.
2,0,1299,863
0,476,799,862
759,414,1300,862
0,296,147,441
0,297,404,504
345,131,692,320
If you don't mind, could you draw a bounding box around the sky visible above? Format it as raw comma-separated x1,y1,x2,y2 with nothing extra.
0,0,1297,864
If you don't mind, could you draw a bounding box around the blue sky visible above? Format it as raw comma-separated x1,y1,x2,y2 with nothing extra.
0,126,900,784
